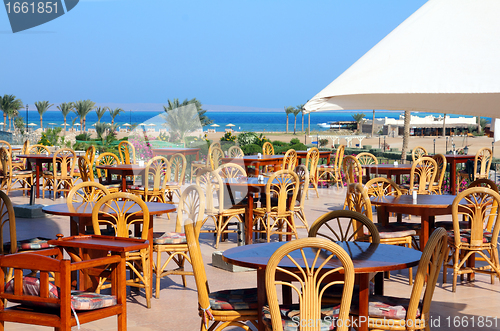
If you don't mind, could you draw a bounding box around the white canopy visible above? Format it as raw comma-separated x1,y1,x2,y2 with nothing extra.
304,0,500,119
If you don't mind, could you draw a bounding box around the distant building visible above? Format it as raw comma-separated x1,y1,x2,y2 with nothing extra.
362,114,477,137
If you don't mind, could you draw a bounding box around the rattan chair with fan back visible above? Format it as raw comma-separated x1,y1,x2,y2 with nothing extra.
73,145,95,179
305,147,320,198
118,140,136,165
95,152,122,186
164,153,186,204
128,156,169,202
318,144,344,188
0,147,32,196
293,165,310,231
431,153,447,194
411,146,428,162
400,156,437,195
190,141,220,183
41,148,77,200
228,145,244,158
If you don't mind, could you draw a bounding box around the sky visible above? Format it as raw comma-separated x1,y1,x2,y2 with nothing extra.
0,0,427,109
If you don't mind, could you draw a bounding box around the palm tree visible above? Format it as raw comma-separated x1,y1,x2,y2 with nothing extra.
57,102,74,133
162,99,201,142
292,106,301,134
95,122,108,144
0,95,23,131
401,110,411,163
73,100,95,133
296,104,305,132
477,116,482,134
34,101,53,130
164,98,213,127
71,117,77,131
6,108,19,131
108,107,124,125
95,106,108,123
284,106,294,134
352,113,366,133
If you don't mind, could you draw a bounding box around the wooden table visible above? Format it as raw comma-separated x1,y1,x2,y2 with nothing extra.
223,241,421,331
221,155,284,176
17,154,55,198
43,201,176,288
96,164,146,191
152,147,201,161
287,150,332,165
370,194,458,250
440,154,475,195
362,164,413,184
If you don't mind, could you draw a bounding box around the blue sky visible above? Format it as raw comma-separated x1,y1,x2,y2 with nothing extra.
0,0,427,108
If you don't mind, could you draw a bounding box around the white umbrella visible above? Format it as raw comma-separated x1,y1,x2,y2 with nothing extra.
28,123,37,126
226,123,235,127
74,123,81,126
211,124,220,127
304,0,500,124
123,123,131,127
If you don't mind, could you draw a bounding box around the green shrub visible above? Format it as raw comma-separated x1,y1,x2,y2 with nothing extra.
241,143,261,155
319,139,329,147
237,132,258,146
220,141,236,151
289,143,307,151
75,133,91,141
364,145,372,149
272,140,288,147
382,152,402,160
290,138,301,145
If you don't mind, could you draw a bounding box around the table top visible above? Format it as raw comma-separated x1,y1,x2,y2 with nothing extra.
224,155,284,161
223,241,421,273
370,194,459,208
442,154,475,160
152,148,200,152
43,201,176,217
48,235,148,252
96,164,146,171
363,163,413,170
290,150,332,157
18,154,54,159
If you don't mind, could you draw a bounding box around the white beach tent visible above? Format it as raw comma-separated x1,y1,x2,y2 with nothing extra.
303,0,500,140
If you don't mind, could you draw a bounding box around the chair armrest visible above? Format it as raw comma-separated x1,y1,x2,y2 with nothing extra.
70,255,121,271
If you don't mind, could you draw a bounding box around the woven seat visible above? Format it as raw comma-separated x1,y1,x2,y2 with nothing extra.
263,304,340,331
209,288,259,310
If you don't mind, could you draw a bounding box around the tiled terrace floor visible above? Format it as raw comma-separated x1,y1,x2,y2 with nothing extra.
4,184,500,330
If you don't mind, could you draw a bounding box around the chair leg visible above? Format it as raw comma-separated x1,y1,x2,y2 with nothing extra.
155,250,162,299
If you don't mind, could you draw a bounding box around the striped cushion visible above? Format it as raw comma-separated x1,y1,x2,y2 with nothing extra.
374,226,416,239
192,160,205,164
13,170,32,176
127,184,145,190
351,295,421,319
318,165,334,169
5,276,59,308
104,183,122,189
447,229,492,243
71,291,117,310
18,237,54,250
209,288,258,310
263,304,340,331
434,221,469,230
153,232,186,244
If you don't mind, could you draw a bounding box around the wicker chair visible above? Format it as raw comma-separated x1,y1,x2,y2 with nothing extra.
359,228,448,331
73,145,96,179
92,192,152,308
293,165,310,230
184,216,258,331
431,154,447,194
282,149,297,170
78,155,120,193
0,147,32,196
27,144,50,154
265,237,355,331
400,156,437,195
357,152,378,182
164,153,186,204
41,148,77,200
347,182,416,284
0,140,25,170
305,147,320,198
262,141,275,173
128,156,169,202
209,146,224,170
457,147,493,191
228,145,244,158
95,152,122,186
411,146,428,162
443,187,500,292
197,168,246,248
153,185,205,298
318,144,344,188
118,140,136,164
66,181,110,205
342,155,363,185
253,169,300,242
190,142,220,183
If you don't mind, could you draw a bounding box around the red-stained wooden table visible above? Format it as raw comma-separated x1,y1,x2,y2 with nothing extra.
17,154,55,198
221,155,284,176
96,164,146,191
289,150,332,165
152,147,201,161
362,164,413,184
439,154,475,194
223,241,421,331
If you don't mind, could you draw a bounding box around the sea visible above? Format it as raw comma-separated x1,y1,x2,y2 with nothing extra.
18,110,479,133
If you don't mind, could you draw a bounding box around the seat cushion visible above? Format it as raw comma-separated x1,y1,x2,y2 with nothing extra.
18,237,54,250
127,184,145,190
374,226,416,239
5,276,59,308
434,220,469,230
153,232,186,244
70,291,117,310
262,304,341,331
192,160,206,164
351,295,421,319
208,288,258,310
13,170,32,176
447,229,492,243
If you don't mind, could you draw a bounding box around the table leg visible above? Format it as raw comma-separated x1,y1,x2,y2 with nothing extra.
419,212,435,252
374,272,384,295
450,159,457,195
117,252,127,330
195,151,199,162
148,215,154,294
376,206,389,226
327,154,331,166
245,193,254,244
36,159,41,198
121,174,127,192
358,273,370,331
257,268,265,331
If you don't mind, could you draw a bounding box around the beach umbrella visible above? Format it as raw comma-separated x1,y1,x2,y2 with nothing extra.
148,123,156,126
28,123,37,126
211,124,220,127
74,123,80,126
226,124,235,127
303,0,500,140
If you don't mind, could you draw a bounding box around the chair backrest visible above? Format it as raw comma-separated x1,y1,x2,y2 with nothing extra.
85,145,96,165
196,168,226,214
167,153,186,185
334,145,345,170
409,156,437,194
345,183,373,220
0,141,12,156
305,147,319,178
118,141,136,164
66,181,110,205
95,152,120,181
356,152,378,165
78,155,94,182
282,149,297,170
412,146,428,162
294,165,310,209
263,170,299,214
309,209,380,243
92,192,149,239
208,142,221,154
227,146,244,158
262,142,274,155
217,162,247,179
209,147,224,170
265,237,355,331
342,155,362,185
451,187,500,247
0,147,13,176
408,228,448,325
468,178,499,192
174,185,206,234
0,191,17,255
474,147,493,180
364,177,402,198
51,148,76,178
145,156,169,193
27,144,50,154
432,154,447,194
21,140,29,155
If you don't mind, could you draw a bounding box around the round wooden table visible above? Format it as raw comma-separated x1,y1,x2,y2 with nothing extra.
223,241,421,331
17,154,55,198
95,164,146,191
362,164,413,184
221,155,284,176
